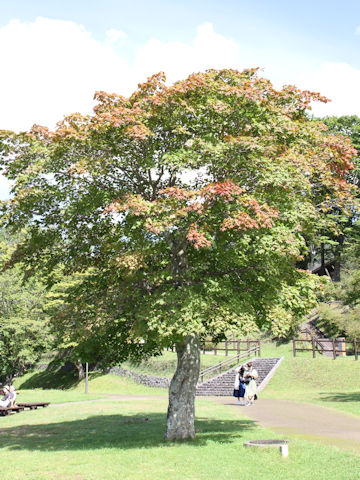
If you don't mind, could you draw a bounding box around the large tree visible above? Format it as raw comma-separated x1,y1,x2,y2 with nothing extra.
0,69,357,439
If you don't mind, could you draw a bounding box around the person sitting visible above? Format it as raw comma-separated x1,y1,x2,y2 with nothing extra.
0,386,11,408
9,385,17,407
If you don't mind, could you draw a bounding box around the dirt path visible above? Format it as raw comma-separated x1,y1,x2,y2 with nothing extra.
215,397,360,451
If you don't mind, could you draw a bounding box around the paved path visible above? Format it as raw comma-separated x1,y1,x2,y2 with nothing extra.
215,397,360,451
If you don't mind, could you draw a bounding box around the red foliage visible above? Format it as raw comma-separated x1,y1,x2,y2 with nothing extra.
186,223,211,249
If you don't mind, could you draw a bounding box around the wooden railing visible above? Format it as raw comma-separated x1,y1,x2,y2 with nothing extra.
299,327,329,354
198,345,260,383
293,336,359,360
201,339,261,356
167,338,261,356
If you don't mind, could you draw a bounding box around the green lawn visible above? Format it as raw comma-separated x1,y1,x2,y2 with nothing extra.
1,395,359,480
3,346,360,479
263,355,360,417
13,370,168,404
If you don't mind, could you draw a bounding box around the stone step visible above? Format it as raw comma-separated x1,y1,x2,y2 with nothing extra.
196,357,282,396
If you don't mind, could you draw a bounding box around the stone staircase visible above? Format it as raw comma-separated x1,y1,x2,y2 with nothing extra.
196,357,282,396
300,313,334,357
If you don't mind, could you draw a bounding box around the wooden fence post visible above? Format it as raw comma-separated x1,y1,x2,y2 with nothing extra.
354,339,358,361
225,340,228,356
214,344,217,356
312,337,316,358
247,338,250,352
258,340,261,357
293,338,296,357
237,341,240,355
332,338,336,360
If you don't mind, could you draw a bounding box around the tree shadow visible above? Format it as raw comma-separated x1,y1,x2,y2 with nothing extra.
18,367,103,390
319,392,360,403
1,412,256,451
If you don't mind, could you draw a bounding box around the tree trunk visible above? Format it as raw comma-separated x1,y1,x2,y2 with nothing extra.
75,360,85,380
333,235,344,282
164,335,200,441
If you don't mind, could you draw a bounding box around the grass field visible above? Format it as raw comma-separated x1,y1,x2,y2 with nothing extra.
1,394,360,480
2,342,360,479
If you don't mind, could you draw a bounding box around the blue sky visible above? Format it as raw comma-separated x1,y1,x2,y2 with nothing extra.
0,1,360,198
2,0,360,65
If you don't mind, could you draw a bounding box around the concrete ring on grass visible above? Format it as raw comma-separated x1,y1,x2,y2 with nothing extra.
244,439,289,457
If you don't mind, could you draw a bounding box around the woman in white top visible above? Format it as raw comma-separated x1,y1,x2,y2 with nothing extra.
0,386,11,408
9,385,16,407
244,362,258,406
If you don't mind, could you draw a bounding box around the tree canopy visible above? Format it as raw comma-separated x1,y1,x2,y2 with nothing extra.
0,68,357,439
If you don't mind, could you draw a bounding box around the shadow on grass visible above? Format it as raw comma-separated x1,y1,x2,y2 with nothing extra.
18,368,103,391
319,392,360,403
1,412,256,451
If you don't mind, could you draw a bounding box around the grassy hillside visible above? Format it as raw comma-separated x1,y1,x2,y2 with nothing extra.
13,369,168,404
263,355,360,417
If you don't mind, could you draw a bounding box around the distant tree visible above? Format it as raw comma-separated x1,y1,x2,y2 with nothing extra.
0,69,357,439
318,116,360,280
0,232,51,381
322,115,360,162
45,271,151,380
318,254,360,340
317,214,360,340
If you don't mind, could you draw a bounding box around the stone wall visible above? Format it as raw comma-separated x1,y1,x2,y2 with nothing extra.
109,366,171,389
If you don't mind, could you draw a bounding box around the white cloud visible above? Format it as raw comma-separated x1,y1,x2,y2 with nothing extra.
0,17,132,132
301,62,360,117
105,28,127,46
133,22,241,83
